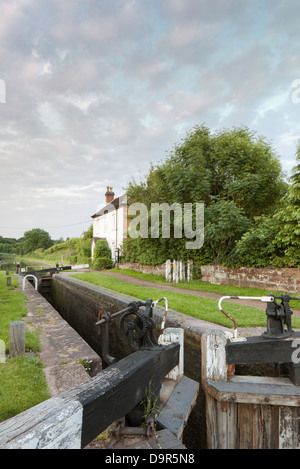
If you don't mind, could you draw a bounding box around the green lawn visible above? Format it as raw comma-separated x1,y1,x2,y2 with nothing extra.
112,268,299,299
111,268,300,311
0,272,50,422
0,274,40,354
0,356,50,421
71,272,300,330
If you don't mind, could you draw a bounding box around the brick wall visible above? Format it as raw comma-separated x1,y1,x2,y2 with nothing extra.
119,261,300,293
200,265,300,293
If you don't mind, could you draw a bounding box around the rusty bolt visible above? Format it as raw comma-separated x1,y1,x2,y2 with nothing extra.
231,394,236,401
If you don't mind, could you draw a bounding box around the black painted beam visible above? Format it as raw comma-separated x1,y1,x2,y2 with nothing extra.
226,333,300,366
69,343,180,447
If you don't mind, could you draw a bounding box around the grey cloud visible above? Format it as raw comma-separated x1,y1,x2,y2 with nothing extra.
1,0,300,239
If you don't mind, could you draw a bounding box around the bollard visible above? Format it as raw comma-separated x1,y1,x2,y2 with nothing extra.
9,322,25,357
6,277,11,287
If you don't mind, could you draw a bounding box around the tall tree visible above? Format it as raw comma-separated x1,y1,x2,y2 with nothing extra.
274,143,300,266
22,228,53,254
124,125,286,265
150,124,286,218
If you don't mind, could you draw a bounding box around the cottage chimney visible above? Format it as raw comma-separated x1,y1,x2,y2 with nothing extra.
105,186,115,204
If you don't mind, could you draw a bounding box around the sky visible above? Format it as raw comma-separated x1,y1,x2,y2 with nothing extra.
1,0,300,241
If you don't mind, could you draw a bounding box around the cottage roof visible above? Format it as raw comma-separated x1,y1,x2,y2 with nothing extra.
91,194,127,219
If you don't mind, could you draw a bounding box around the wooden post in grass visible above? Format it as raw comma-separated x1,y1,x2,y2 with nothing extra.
10,322,25,357
6,276,11,286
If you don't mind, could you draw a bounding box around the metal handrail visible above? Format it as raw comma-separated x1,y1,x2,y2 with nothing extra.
218,295,274,339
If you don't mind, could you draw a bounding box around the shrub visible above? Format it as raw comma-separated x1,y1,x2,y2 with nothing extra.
93,257,113,270
94,240,112,259
93,240,112,270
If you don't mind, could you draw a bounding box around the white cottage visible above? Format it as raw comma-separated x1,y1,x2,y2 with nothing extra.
91,187,127,262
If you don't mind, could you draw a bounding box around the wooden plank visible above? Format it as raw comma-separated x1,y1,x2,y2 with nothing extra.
205,394,218,448
226,401,238,448
264,405,279,449
0,344,179,449
232,403,280,449
215,400,233,449
157,375,199,439
238,403,252,449
0,398,83,449
207,379,300,406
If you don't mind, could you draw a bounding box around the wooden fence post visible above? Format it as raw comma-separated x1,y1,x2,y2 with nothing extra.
173,260,179,283
187,260,193,282
6,277,11,287
179,261,185,282
201,330,234,449
10,322,25,357
165,260,172,282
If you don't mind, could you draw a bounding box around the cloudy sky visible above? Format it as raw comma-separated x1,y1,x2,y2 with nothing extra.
1,0,300,241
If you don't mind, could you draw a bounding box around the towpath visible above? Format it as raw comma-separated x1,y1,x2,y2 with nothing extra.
102,270,300,317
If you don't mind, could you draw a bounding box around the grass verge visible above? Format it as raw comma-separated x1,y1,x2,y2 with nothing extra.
112,268,298,297
112,268,300,310
71,272,300,329
0,272,50,423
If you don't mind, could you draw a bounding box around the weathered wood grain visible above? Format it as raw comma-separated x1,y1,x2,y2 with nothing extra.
0,344,179,449
9,321,25,357
202,331,300,449
206,377,300,406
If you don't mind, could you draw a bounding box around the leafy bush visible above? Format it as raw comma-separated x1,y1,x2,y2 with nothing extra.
231,216,281,267
94,239,112,259
93,240,112,270
93,257,113,270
